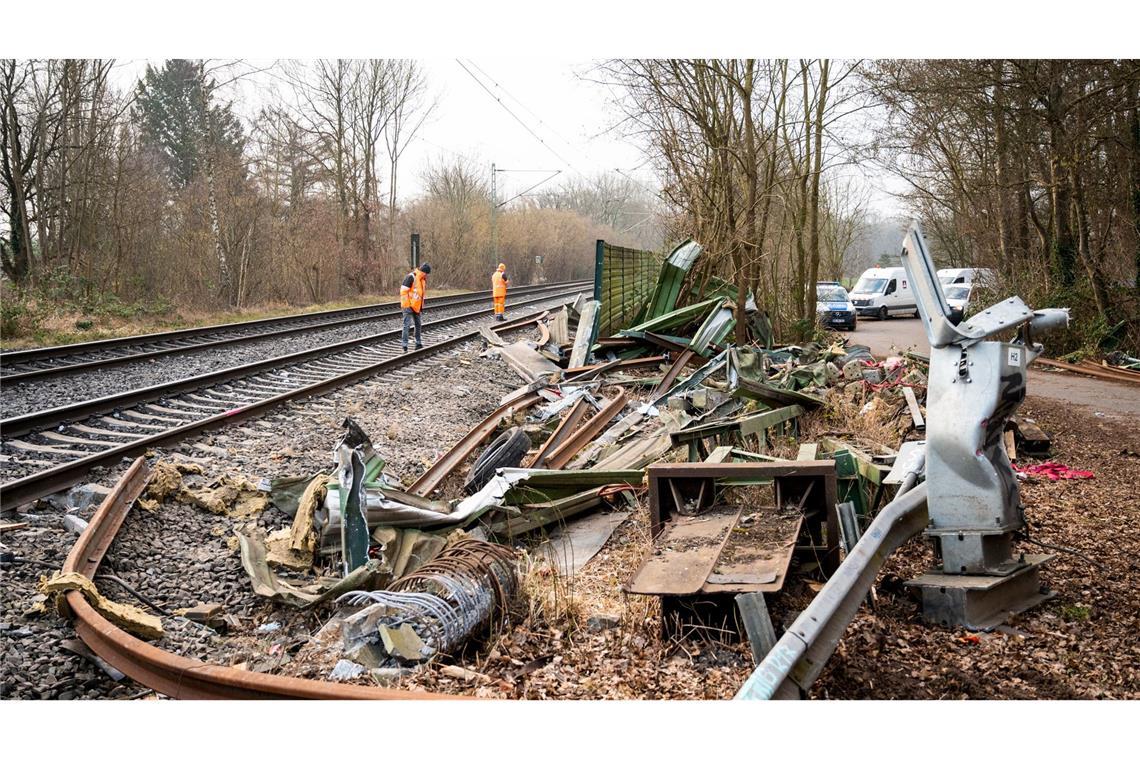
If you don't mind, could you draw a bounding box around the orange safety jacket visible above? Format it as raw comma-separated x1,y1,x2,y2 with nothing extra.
400,269,427,313
491,270,508,298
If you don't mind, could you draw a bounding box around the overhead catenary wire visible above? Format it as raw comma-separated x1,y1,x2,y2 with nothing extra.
455,58,585,179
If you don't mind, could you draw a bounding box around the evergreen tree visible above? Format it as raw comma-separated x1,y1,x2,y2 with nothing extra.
133,59,244,187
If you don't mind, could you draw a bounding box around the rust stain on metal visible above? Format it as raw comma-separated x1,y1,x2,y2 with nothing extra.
650,349,696,400
530,396,589,468
409,394,542,497
544,389,628,469
61,457,455,700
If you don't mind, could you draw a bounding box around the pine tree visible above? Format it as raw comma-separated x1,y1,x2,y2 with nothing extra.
133,59,243,187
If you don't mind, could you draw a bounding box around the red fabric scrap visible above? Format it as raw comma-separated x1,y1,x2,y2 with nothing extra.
1012,461,1094,480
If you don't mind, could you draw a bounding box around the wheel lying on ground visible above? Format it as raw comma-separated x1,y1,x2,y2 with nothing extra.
463,426,532,494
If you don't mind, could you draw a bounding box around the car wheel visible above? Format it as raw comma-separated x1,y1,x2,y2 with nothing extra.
878,306,888,320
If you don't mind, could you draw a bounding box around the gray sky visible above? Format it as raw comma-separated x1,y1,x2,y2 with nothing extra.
110,58,910,217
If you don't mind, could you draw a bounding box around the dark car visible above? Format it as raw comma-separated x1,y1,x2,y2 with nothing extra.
816,284,857,331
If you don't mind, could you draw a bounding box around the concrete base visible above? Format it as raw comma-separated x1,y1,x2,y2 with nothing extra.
906,553,1054,631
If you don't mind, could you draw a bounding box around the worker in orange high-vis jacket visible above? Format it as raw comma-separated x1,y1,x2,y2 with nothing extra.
491,263,509,321
399,262,431,352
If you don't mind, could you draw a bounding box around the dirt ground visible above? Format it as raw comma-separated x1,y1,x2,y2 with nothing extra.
811,394,1140,698
310,391,1139,700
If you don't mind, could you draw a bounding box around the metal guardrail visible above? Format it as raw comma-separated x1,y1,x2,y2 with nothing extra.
735,482,929,700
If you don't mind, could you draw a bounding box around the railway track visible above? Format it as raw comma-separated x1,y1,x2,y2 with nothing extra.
60,457,440,699
0,284,588,509
0,280,588,383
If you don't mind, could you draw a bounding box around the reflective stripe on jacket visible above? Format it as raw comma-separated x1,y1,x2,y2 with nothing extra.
492,270,508,298
400,269,427,312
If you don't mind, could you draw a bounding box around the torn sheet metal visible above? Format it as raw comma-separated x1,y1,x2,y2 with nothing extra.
539,510,631,576
689,300,736,356
652,350,728,408
623,296,721,338
237,530,389,608
496,341,563,384
645,239,702,319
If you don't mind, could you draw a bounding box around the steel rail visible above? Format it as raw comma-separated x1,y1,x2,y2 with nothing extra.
1,292,583,509
408,391,543,497
2,281,587,382
2,287,585,439
1034,357,1140,385
60,457,452,699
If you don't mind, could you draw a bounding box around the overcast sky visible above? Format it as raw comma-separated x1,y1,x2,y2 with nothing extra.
110,57,911,217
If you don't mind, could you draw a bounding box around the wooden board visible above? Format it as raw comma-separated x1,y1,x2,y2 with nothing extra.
626,503,742,596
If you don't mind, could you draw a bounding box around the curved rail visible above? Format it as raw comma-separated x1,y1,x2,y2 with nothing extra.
61,457,452,699
2,280,588,382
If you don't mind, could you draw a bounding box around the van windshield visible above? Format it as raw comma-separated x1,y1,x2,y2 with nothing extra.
852,277,888,295
938,274,954,285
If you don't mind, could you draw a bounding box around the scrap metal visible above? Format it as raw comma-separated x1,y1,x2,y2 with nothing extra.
59,457,443,699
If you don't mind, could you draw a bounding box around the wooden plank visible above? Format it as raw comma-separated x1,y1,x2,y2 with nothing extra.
705,445,734,464
902,386,925,431
1,522,30,533
1008,415,1050,454
626,503,742,596
1004,429,1017,461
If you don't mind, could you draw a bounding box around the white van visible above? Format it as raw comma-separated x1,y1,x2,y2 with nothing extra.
937,267,993,287
849,267,917,319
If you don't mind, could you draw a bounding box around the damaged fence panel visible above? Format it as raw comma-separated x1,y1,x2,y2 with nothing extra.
568,300,600,369
645,239,702,319
594,240,663,338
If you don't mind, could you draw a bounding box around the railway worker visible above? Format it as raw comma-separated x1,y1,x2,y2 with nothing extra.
491,263,509,321
400,262,431,352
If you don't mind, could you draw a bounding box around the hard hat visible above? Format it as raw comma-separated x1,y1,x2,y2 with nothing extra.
498,263,506,271
419,262,432,274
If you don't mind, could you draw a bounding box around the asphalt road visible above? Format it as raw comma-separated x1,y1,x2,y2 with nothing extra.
850,313,1140,421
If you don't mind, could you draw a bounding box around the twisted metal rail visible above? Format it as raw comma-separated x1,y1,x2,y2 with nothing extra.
60,457,454,699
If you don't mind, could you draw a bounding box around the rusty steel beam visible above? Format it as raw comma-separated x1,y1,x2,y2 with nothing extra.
1035,357,1140,385
60,457,454,700
408,393,542,497
531,396,590,468
564,355,668,380
650,349,696,401
544,389,628,469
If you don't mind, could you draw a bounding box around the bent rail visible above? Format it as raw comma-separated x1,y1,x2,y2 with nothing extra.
60,457,452,699
735,482,929,700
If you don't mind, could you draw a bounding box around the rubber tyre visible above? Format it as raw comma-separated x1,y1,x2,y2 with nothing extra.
463,427,532,494
878,306,889,320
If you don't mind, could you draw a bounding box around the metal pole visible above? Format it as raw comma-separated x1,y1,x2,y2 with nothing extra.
491,162,497,268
